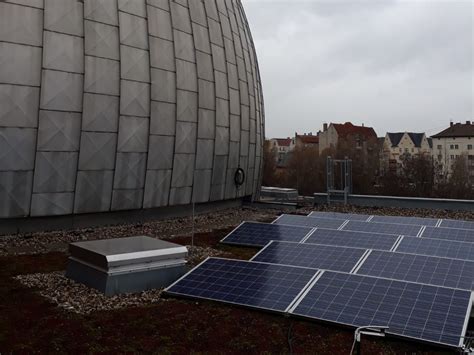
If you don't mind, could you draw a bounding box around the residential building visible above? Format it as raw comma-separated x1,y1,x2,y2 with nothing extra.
381,132,432,173
432,121,474,179
295,133,319,150
269,137,295,167
318,122,378,155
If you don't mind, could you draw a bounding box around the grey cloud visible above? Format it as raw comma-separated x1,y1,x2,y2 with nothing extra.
242,0,473,137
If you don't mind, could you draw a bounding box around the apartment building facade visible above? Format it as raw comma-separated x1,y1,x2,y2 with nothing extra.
318,122,378,155
382,132,432,173
432,122,474,179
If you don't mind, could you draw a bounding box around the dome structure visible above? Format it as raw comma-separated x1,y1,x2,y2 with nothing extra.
0,0,264,218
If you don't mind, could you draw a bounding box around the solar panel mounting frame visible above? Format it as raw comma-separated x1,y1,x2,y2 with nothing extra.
165,257,320,314
288,269,474,349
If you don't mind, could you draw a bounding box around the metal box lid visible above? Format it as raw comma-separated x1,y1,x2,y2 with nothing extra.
69,236,188,270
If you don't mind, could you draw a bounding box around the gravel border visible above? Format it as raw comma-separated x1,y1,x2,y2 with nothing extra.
14,245,226,315
0,207,280,256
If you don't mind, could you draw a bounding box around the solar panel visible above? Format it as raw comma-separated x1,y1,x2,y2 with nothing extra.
421,226,474,243
343,220,422,237
220,222,314,247
395,237,474,262
370,215,439,227
439,219,474,231
291,271,472,347
304,228,398,251
251,241,366,273
166,258,317,312
308,211,370,221
273,214,345,229
357,250,474,290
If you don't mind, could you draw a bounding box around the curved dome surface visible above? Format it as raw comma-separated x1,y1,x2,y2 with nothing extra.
0,0,264,218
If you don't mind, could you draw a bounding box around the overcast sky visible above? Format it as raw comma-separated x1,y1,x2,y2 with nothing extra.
242,0,473,138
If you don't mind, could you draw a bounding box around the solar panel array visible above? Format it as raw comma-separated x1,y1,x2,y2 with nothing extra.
221,222,313,247
395,237,474,262
253,241,474,291
357,250,474,290
274,214,345,229
421,226,474,243
305,228,398,251
342,220,422,237
167,258,317,312
309,211,370,221
440,219,474,230
370,215,439,226
251,241,366,273
167,212,474,349
166,258,472,348
291,271,471,347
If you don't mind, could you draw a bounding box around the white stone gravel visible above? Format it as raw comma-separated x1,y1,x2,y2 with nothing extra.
0,207,280,256
14,272,164,315
14,245,226,314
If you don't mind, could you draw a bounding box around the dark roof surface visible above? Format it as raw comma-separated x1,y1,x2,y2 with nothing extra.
387,133,404,147
274,138,292,147
432,123,474,138
387,132,426,148
296,135,319,144
332,122,377,140
408,133,425,148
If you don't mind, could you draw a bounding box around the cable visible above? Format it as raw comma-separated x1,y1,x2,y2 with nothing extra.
349,335,357,355
287,321,294,355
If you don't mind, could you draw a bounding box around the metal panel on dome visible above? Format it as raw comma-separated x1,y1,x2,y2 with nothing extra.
0,0,264,219
0,85,40,128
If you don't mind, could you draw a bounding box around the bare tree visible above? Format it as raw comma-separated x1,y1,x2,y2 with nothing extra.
287,145,323,195
262,140,278,186
445,154,473,198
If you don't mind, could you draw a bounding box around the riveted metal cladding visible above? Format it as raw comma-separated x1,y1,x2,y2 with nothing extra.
0,0,264,218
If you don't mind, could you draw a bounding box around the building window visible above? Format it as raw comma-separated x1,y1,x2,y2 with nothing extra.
450,155,455,159
411,148,414,153
468,145,473,150
437,145,442,150
405,148,409,153
450,144,454,149
455,144,459,149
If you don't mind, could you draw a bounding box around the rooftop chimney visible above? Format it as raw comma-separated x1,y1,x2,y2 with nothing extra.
450,121,454,127
323,123,328,132
467,121,471,125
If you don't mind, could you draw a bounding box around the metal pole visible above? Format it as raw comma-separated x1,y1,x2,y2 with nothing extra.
191,170,195,251
192,200,195,250
354,338,361,355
